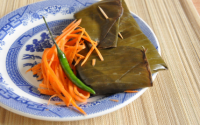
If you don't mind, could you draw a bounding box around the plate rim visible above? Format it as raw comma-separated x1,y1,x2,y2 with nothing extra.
0,0,160,121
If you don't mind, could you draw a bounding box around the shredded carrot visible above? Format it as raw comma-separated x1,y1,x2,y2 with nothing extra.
26,63,41,73
84,32,104,61
62,19,77,33
27,19,104,115
81,46,95,66
76,54,85,58
37,74,43,81
110,99,119,102
39,83,53,89
55,102,63,105
74,57,84,66
48,94,58,105
124,90,139,93
74,87,90,99
92,59,96,66
56,19,82,42
38,88,57,95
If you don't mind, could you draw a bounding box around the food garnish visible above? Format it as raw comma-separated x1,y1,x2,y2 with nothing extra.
43,17,95,95
27,17,105,115
92,59,96,66
124,90,139,93
110,99,119,102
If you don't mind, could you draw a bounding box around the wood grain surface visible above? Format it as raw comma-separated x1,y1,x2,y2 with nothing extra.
0,0,200,125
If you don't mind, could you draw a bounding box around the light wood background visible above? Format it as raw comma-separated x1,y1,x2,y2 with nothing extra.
0,0,200,125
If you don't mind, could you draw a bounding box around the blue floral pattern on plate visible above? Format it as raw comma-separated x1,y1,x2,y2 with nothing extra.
0,0,159,121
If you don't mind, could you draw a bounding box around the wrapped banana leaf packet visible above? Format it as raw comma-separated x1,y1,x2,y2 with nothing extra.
75,0,123,48
74,0,168,95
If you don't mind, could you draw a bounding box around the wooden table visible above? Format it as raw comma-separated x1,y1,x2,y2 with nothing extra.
0,0,200,125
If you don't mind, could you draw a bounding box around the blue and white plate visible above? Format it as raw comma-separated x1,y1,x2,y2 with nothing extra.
0,0,160,121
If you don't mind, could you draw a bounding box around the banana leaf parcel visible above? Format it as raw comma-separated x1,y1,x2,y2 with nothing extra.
74,0,123,48
75,0,168,95
77,46,152,95
117,0,168,73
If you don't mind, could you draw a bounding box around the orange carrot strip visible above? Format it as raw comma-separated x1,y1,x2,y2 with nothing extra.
49,55,56,66
67,80,87,102
79,40,85,45
55,102,63,105
41,49,49,87
65,38,78,46
62,19,77,32
56,19,82,42
74,57,83,66
36,71,42,76
69,41,79,65
48,94,58,105
57,93,86,115
60,39,66,52
37,75,43,81
43,49,73,106
84,31,104,61
26,63,41,73
66,34,97,44
81,46,95,66
49,20,81,66
59,38,69,52
68,66,89,102
64,50,72,61
55,36,59,40
74,56,78,62
54,62,60,79
32,69,41,75
70,28,83,34
110,99,119,102
69,28,85,65
39,84,53,89
70,99,86,115
76,54,85,58
65,44,86,52
38,88,56,95
74,87,90,99
58,64,68,90
26,68,32,73
92,59,96,66
31,63,41,70
46,70,50,90
124,90,139,93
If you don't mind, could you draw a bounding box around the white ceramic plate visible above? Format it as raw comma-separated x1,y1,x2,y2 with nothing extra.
0,0,160,121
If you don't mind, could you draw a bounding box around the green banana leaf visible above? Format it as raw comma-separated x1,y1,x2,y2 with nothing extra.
118,0,168,73
74,0,123,48
75,0,167,73
77,46,152,95
75,0,168,95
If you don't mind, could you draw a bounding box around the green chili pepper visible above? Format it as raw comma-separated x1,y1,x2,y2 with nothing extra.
43,17,96,94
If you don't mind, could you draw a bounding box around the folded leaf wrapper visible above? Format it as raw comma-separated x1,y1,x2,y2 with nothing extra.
75,0,168,95
75,0,167,73
77,46,152,95
74,0,123,48
117,0,168,73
